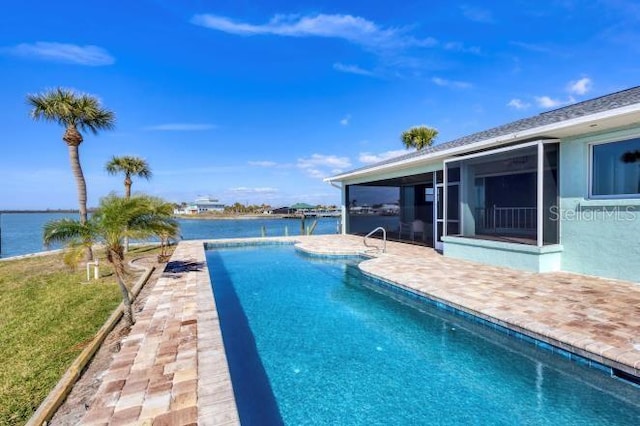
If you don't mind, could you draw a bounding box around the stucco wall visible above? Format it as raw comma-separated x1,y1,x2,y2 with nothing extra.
443,236,563,273
559,126,640,282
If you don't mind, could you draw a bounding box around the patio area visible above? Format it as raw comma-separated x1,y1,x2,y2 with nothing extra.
80,234,640,424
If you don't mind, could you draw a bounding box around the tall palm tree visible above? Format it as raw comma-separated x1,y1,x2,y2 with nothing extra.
105,155,152,198
28,87,115,260
43,194,178,326
401,125,438,150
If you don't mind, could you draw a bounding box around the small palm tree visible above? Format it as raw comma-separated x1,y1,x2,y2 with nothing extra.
43,194,178,326
401,125,438,150
105,155,152,198
145,196,180,262
28,87,115,260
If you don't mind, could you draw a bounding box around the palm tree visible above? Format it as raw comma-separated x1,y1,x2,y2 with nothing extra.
401,126,438,150
43,194,178,326
145,196,180,262
105,155,152,252
28,88,115,260
105,155,152,198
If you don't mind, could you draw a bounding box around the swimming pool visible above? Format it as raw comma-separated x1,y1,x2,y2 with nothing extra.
206,244,640,425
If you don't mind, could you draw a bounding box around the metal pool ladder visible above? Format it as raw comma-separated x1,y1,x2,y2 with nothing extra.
363,227,387,254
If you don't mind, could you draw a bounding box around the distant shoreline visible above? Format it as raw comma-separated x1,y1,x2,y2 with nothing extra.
175,214,291,221
0,212,338,220
0,210,80,214
174,214,339,221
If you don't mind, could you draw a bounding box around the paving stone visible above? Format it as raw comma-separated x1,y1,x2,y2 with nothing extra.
110,405,142,425
151,406,197,425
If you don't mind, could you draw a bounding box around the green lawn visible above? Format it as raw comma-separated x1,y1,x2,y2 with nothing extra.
0,247,156,425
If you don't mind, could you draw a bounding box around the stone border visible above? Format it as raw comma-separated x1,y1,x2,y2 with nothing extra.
26,261,155,426
195,242,241,425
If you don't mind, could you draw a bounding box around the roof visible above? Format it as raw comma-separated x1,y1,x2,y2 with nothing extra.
328,86,640,180
290,203,315,209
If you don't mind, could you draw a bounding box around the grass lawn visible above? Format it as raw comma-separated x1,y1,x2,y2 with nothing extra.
0,246,160,425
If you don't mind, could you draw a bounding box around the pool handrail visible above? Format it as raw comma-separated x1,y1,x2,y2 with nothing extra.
363,227,386,253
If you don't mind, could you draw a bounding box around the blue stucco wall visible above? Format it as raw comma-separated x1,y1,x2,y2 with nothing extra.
559,127,640,282
443,236,563,272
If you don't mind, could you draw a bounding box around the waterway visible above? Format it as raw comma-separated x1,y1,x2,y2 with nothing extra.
0,213,339,258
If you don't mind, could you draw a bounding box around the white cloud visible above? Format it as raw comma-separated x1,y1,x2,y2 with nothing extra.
6,42,114,66
567,77,592,95
460,5,495,23
535,95,575,108
228,187,278,194
298,154,351,169
359,150,407,164
443,41,481,54
144,123,217,131
248,160,277,167
333,62,375,76
305,168,326,179
432,76,473,89
297,154,352,178
191,13,438,52
535,96,562,108
340,114,351,126
507,98,531,110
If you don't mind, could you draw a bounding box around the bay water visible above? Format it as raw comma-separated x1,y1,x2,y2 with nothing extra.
0,213,339,258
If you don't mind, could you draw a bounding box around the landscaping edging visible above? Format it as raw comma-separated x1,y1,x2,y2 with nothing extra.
26,260,156,426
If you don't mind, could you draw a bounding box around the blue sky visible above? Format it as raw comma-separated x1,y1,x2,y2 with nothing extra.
1,0,639,209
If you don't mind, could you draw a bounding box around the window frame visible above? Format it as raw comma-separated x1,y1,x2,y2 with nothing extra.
588,136,640,200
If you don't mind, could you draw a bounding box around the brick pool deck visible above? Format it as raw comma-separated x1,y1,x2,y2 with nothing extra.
81,235,640,424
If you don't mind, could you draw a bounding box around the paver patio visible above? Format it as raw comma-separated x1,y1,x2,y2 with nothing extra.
80,234,640,424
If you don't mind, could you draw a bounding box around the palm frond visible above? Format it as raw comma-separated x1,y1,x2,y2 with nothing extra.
43,218,91,248
401,126,439,150
105,155,152,179
27,87,115,134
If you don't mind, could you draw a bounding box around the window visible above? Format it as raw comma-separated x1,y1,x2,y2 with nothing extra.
444,141,560,246
592,137,640,197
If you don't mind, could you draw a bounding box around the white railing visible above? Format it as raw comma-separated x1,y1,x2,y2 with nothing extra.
363,227,386,253
476,206,536,232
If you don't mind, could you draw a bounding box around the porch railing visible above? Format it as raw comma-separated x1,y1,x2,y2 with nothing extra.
475,206,536,232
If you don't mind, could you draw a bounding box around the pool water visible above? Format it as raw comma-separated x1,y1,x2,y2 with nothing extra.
206,245,640,425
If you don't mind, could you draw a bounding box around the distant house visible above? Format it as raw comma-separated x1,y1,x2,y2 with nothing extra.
290,203,315,213
326,86,640,283
173,204,198,215
272,206,294,215
194,196,225,213
174,196,225,215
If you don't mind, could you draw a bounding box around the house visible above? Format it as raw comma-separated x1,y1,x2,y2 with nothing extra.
272,206,294,215
173,196,225,215
326,86,640,283
173,204,198,215
194,196,225,213
290,203,316,214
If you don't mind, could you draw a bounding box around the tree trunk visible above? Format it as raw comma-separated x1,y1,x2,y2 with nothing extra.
124,175,132,198
123,175,132,253
65,132,93,261
111,249,135,326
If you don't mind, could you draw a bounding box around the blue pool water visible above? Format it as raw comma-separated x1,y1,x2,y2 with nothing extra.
207,245,640,425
